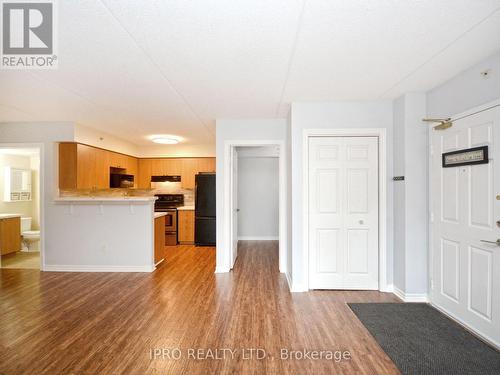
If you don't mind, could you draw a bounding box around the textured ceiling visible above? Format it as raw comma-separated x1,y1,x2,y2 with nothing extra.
1,0,500,150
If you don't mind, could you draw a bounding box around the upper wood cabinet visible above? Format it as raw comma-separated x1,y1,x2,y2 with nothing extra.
59,143,139,189
138,159,152,189
59,143,214,190
139,158,215,189
59,143,104,189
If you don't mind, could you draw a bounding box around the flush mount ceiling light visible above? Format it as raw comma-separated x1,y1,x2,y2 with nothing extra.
151,136,180,145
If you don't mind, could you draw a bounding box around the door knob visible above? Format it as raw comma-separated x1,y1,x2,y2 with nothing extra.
496,220,500,228
480,239,500,246
359,220,364,225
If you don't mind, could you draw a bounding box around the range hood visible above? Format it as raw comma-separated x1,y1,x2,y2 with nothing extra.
151,175,181,182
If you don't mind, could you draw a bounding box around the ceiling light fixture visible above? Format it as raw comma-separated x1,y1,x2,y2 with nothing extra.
151,136,180,145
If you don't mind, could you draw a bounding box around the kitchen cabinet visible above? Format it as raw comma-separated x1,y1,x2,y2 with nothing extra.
76,144,99,189
138,158,215,189
154,215,166,265
59,143,139,189
0,217,21,255
178,210,195,244
181,159,197,189
138,159,152,188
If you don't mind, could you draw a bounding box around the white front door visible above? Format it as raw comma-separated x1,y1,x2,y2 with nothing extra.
230,147,239,268
308,136,379,289
431,105,500,346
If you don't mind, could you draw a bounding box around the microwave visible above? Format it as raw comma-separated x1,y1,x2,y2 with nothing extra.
110,173,134,188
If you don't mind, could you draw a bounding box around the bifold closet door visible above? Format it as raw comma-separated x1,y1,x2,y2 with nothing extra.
308,136,379,290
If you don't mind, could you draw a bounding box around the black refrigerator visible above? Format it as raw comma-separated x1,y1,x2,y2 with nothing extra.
195,173,216,246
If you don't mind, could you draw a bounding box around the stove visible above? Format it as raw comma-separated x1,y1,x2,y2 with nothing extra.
154,194,184,246
154,194,184,211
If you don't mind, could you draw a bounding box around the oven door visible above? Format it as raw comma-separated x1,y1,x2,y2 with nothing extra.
163,210,177,231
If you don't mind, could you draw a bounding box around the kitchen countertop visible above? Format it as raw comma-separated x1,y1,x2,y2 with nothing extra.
154,212,167,219
54,196,157,202
177,205,195,211
0,213,22,219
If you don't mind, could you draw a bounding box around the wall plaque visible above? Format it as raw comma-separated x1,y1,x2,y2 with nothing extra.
442,146,488,168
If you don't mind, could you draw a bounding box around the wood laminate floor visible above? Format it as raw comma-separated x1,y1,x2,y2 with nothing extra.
1,251,40,269
0,241,400,374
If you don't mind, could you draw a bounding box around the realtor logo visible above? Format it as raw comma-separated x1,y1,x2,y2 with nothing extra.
1,0,57,69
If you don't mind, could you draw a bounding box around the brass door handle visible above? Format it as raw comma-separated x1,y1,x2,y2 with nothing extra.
480,239,500,246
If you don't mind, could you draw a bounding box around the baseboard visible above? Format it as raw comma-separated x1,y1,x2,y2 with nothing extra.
285,272,293,291
43,264,155,272
380,283,394,293
430,301,500,350
289,278,308,293
393,286,428,302
238,236,279,241
214,267,230,273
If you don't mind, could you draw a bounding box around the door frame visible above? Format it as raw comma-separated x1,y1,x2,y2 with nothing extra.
0,142,45,270
303,128,388,291
223,139,287,273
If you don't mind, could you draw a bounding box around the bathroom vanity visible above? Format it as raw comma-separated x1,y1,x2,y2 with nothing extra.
0,214,21,255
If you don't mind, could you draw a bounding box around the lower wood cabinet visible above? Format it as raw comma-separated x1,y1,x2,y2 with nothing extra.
0,217,21,255
178,210,195,244
154,215,166,265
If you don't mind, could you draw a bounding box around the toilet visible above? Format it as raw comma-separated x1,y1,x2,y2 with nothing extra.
20,217,40,251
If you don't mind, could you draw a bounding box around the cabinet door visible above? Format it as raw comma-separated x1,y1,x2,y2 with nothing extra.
138,159,152,188
95,148,110,188
0,217,21,255
178,210,195,243
181,159,197,189
154,216,166,264
59,143,78,189
164,159,182,176
197,158,216,173
126,156,138,180
109,152,128,169
151,159,166,176
77,144,97,189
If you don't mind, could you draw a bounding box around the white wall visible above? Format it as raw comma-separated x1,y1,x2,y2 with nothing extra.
237,154,279,240
74,124,140,156
47,200,155,271
290,101,394,291
393,96,406,292
215,119,287,271
393,93,428,296
427,52,500,117
0,122,74,268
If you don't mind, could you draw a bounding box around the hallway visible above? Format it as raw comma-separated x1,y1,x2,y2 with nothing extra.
0,241,399,374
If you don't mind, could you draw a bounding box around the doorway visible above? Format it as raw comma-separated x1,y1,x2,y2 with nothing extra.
223,140,286,273
0,145,42,270
233,146,280,265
